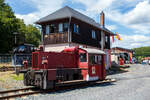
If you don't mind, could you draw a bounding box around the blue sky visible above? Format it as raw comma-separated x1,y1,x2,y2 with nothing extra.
5,0,150,48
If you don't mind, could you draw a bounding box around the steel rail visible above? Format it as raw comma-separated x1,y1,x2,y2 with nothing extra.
0,87,35,94
0,78,116,99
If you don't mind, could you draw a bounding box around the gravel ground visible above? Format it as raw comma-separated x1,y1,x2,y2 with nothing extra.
16,64,150,100
0,71,26,90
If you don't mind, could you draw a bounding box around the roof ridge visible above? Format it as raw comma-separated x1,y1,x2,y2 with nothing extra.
66,6,96,22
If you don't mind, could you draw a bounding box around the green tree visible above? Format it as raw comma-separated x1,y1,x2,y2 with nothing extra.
0,0,17,53
24,24,41,47
132,46,150,61
0,0,41,53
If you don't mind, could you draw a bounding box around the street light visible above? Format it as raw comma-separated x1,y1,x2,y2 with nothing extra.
13,32,18,45
13,32,18,71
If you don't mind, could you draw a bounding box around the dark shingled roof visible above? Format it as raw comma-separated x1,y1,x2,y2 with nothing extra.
36,6,114,35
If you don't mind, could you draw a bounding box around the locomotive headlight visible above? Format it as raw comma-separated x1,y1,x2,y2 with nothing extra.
42,56,48,64
42,59,48,64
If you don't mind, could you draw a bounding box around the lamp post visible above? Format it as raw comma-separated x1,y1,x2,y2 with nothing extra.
13,32,18,45
13,32,18,71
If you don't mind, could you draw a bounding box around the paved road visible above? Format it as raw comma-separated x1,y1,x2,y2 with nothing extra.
20,64,150,100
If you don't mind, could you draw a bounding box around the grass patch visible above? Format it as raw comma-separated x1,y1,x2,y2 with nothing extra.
11,74,24,81
0,79,5,82
0,71,12,81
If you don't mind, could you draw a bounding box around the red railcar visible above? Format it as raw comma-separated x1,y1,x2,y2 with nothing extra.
21,47,106,89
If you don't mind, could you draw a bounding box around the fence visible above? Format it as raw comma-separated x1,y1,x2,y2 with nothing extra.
0,53,32,66
0,54,12,63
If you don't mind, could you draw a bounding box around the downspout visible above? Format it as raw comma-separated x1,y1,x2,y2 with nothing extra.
68,16,72,47
41,29,45,51
42,26,45,51
101,30,105,50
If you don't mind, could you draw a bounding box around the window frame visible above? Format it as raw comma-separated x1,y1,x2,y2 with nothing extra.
105,35,108,43
46,25,49,34
80,53,87,62
89,54,102,65
49,24,55,33
58,23,63,33
64,23,69,32
92,30,96,39
74,24,80,34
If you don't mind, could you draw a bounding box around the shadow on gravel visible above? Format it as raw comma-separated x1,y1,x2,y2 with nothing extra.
107,65,130,75
45,82,115,95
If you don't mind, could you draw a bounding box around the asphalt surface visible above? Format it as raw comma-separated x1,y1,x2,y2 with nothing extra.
17,64,150,100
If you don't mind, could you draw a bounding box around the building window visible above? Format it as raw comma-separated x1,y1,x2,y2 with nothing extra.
64,23,69,32
58,23,63,32
74,24,76,32
105,35,108,43
46,25,49,34
50,24,55,33
76,25,79,33
74,24,79,34
92,30,96,39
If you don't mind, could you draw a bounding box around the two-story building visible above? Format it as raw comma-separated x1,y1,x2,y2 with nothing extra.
36,6,114,69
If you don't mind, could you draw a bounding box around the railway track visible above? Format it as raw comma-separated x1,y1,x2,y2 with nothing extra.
0,87,39,99
0,66,23,72
0,78,116,99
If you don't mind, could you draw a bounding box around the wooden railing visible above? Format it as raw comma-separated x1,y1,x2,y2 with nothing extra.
43,32,68,45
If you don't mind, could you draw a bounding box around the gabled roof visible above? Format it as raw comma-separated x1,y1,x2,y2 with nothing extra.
36,6,94,24
36,6,114,35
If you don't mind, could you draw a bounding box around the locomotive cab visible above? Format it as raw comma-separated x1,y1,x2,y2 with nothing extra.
78,48,106,81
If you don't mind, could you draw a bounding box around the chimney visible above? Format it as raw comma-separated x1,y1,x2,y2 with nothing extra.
100,11,105,27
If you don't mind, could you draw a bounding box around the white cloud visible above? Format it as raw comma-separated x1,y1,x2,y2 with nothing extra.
106,0,150,34
72,0,150,34
123,1,150,25
15,0,65,24
14,0,150,35
16,13,38,25
112,34,150,48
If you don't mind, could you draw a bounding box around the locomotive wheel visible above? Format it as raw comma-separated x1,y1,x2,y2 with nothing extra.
35,74,43,88
24,74,30,86
43,71,55,90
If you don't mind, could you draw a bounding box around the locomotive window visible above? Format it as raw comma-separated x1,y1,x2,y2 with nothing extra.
89,55,99,64
80,53,87,62
98,55,102,65
89,55,96,64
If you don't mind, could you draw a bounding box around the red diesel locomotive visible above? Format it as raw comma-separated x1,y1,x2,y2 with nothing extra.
21,47,106,89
